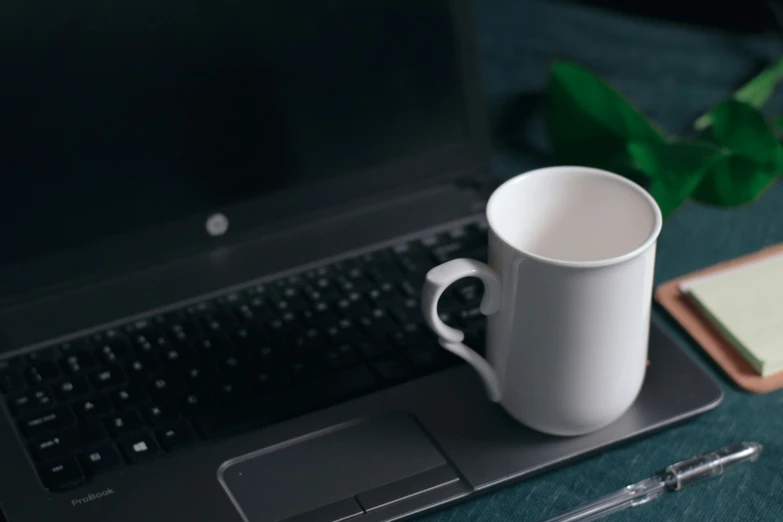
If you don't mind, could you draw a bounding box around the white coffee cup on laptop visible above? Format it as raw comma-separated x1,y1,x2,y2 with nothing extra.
421,166,662,436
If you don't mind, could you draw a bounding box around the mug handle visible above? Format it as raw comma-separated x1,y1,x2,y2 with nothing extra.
421,258,503,402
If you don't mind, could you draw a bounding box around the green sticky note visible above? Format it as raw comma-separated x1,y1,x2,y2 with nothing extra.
680,253,783,377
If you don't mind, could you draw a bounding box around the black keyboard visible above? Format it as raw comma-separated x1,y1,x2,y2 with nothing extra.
0,219,489,491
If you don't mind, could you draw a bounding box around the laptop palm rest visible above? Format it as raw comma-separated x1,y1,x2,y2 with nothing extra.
217,413,466,522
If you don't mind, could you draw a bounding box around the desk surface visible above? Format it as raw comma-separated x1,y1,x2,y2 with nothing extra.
421,1,783,520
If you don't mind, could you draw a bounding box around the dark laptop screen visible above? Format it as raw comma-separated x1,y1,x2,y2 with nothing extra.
0,1,469,268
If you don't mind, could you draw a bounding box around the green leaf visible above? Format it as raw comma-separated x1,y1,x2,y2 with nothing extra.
710,100,779,165
691,154,778,206
546,61,665,175
773,115,783,140
694,55,783,131
733,56,783,107
628,140,723,218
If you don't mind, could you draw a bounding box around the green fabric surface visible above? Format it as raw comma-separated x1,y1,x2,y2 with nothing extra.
419,1,783,520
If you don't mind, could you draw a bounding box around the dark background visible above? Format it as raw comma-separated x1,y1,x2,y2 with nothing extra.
576,0,782,33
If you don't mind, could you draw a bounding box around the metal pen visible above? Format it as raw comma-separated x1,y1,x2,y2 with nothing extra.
542,441,763,522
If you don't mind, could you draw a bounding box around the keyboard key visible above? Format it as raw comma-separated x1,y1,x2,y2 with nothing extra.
299,309,334,335
105,410,145,437
156,421,198,451
447,225,468,239
390,323,432,349
398,279,419,298
27,348,60,362
325,344,359,370
452,279,483,304
357,308,398,335
140,402,181,425
79,444,123,475
214,379,255,404
335,295,371,317
255,341,280,364
389,298,422,325
290,328,329,355
59,339,92,354
30,422,109,462
274,295,308,314
251,369,289,392
0,358,17,370
73,394,114,421
0,358,22,371
31,435,69,462
118,431,160,463
193,335,233,355
431,236,484,263
289,359,327,381
132,331,170,354
309,277,339,296
111,384,149,409
367,282,401,306
24,361,61,385
38,456,85,491
241,296,275,321
184,301,214,316
267,315,300,339
20,406,77,438
124,318,162,335
179,363,220,388
125,355,163,377
406,344,449,372
181,391,218,413
95,337,135,364
200,312,239,334
169,321,203,345
160,345,192,364
216,292,243,306
89,365,126,390
368,262,404,284
230,325,266,349
324,320,362,346
215,353,247,377
146,375,184,399
462,317,486,338
91,328,122,344
61,351,100,374
52,376,92,402
456,305,482,325
392,245,434,274
8,387,54,416
357,336,394,359
0,368,26,394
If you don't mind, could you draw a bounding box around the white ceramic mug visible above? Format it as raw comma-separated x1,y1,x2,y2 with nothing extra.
421,166,662,436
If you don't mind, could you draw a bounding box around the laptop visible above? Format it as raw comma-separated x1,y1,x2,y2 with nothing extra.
0,1,722,521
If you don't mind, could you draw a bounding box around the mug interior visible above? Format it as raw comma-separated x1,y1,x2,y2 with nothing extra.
486,167,661,265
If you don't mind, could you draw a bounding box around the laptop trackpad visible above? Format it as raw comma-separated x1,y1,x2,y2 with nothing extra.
218,413,460,522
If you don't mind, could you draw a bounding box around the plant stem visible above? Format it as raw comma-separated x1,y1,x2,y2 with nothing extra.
693,55,783,131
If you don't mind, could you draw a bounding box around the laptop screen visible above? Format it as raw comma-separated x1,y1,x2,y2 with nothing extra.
0,1,471,269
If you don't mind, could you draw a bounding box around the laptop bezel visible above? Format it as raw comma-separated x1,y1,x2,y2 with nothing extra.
0,0,491,305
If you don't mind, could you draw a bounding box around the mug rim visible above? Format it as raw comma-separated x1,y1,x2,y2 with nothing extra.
485,166,663,268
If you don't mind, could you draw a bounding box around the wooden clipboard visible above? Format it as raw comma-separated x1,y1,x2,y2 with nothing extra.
655,243,783,394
